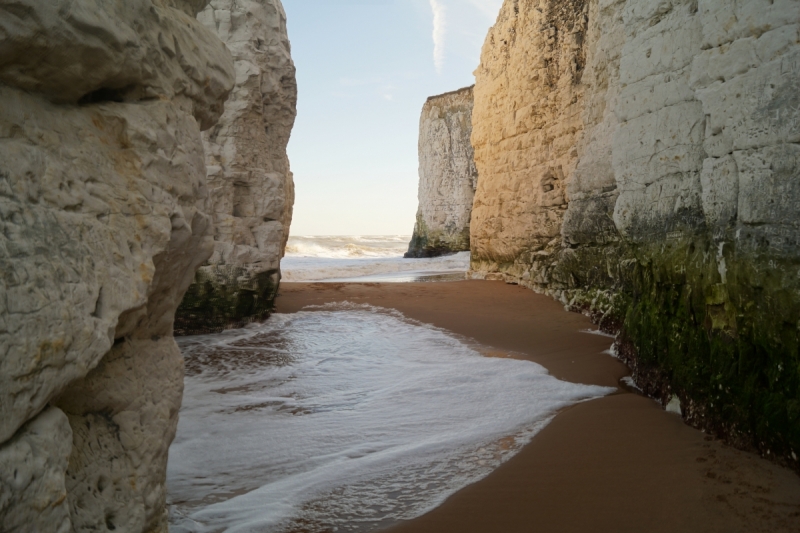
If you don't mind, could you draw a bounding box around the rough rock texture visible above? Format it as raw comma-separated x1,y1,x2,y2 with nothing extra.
175,0,297,334
0,0,235,531
471,0,588,268
471,0,800,469
406,86,478,258
0,408,72,533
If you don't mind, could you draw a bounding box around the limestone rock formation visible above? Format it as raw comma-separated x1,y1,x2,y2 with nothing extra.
0,1,235,531
406,86,477,258
0,408,72,533
471,0,588,269
176,0,297,334
471,0,800,468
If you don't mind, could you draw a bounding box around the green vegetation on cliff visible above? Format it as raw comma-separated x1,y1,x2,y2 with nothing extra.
175,267,280,336
405,214,471,258
473,233,800,471
621,239,800,468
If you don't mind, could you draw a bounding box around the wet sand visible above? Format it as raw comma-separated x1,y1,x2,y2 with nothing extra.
276,280,800,533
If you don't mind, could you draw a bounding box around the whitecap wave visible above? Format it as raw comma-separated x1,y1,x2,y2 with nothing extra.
281,236,470,282
285,235,410,259
281,251,470,282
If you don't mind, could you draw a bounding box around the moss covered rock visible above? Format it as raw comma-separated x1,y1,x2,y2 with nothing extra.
174,266,280,336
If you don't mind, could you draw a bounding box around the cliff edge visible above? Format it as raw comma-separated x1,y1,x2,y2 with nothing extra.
471,0,800,470
406,86,478,258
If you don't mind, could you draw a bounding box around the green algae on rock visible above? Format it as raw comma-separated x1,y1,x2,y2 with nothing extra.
406,214,471,258
175,267,280,336
618,238,800,470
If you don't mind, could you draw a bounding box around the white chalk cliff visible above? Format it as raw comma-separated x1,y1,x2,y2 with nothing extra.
469,0,800,466
406,86,477,258
174,0,296,334
0,0,235,531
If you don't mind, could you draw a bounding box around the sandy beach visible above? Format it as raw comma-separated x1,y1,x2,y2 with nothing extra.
277,280,800,533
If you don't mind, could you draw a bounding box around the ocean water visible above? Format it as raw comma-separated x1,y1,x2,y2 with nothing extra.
168,303,613,533
281,235,470,282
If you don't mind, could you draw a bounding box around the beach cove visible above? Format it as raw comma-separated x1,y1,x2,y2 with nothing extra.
3,0,800,530
276,280,800,533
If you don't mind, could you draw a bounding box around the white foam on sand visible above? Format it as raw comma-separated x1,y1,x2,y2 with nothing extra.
603,343,621,359
281,235,470,282
168,304,613,533
580,328,616,338
620,376,642,392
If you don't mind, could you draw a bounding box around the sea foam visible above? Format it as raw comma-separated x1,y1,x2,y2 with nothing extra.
281,235,470,282
285,235,410,259
168,304,612,532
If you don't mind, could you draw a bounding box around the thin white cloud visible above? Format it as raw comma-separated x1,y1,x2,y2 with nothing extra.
468,0,503,21
429,0,447,74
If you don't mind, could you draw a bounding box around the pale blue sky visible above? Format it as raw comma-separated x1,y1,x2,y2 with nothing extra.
282,0,501,235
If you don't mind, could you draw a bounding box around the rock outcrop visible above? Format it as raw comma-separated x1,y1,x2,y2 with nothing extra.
406,86,478,258
471,0,800,469
175,0,297,334
471,1,588,268
0,1,235,531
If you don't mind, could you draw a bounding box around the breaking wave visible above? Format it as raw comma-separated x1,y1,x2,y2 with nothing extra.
281,236,470,282
285,235,410,259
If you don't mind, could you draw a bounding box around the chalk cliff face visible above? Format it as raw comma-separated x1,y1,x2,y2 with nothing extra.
406,86,477,258
472,0,800,468
0,1,234,531
176,0,297,334
471,0,588,268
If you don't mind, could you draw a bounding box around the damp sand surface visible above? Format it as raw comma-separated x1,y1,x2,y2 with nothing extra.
277,280,800,533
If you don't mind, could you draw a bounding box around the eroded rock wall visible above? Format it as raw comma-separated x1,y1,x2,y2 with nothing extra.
406,86,477,258
470,0,589,273
176,0,297,334
0,1,235,530
471,0,800,468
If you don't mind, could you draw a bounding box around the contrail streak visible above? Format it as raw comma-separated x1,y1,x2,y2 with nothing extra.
430,0,446,73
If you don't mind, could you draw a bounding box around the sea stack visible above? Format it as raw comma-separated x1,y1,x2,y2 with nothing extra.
470,0,800,466
405,86,478,258
175,0,298,334
0,0,235,530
